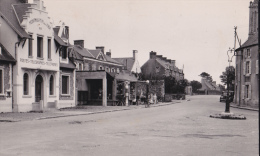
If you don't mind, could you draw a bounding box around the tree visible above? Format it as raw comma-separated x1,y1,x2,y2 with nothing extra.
190,80,202,93
199,72,212,82
164,76,176,94
219,66,235,91
218,84,226,92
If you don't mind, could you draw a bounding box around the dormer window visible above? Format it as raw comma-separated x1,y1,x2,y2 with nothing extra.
61,47,67,59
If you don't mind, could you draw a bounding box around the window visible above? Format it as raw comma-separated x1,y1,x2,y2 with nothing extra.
61,47,67,59
62,75,69,95
47,38,51,59
92,64,96,71
78,63,83,71
117,68,120,73
84,63,89,71
37,36,43,58
49,75,54,95
106,67,110,72
23,73,29,95
245,85,249,99
28,35,33,57
244,61,251,75
246,61,250,74
246,49,251,58
99,66,103,70
0,69,3,94
256,60,259,74
111,68,115,73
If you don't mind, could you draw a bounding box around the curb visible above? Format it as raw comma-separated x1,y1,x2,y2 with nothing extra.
36,101,180,120
230,105,259,112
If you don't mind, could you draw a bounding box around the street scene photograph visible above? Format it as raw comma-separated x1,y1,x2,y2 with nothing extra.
0,0,259,155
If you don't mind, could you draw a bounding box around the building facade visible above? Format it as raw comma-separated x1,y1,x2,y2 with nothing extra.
0,0,76,112
234,0,258,107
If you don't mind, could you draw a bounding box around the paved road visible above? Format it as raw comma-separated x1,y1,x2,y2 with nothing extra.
0,95,258,156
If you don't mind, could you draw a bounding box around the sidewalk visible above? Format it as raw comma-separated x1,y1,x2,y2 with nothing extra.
0,101,181,122
230,103,259,111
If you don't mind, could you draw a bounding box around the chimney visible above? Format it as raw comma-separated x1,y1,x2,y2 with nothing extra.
157,55,163,59
166,59,171,63
150,51,157,59
74,40,84,48
96,46,105,54
171,60,176,66
133,50,138,60
162,57,167,61
106,49,111,57
20,0,28,3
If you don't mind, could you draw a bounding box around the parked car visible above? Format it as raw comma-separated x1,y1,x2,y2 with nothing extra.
220,91,234,102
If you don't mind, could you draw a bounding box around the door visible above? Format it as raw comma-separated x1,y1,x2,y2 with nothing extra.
35,75,43,102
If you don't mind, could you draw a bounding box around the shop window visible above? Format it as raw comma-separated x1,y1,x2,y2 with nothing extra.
0,69,3,94
23,73,29,95
62,75,70,95
28,35,33,57
47,38,51,59
37,36,43,58
49,75,54,95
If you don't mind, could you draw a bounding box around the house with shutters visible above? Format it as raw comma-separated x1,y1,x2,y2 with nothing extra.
234,0,258,107
0,0,76,112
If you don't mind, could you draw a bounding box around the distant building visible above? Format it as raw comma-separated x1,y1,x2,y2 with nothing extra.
113,50,141,74
198,78,221,95
141,51,184,81
234,0,258,107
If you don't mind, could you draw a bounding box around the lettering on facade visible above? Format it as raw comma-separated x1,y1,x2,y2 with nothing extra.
29,18,51,29
20,58,57,66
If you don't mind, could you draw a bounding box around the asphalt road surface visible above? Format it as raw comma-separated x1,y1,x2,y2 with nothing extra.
0,95,258,156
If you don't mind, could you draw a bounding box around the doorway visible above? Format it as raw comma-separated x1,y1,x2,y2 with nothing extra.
35,75,43,102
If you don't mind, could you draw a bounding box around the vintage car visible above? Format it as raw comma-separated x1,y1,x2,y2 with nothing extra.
220,91,234,102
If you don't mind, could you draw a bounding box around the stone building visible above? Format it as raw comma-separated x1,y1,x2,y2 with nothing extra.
0,0,76,112
234,0,259,107
141,51,184,81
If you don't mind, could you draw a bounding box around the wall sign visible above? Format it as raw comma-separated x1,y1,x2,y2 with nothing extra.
29,18,51,29
20,58,57,66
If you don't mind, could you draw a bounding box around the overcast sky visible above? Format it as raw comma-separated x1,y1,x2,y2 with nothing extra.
31,0,252,84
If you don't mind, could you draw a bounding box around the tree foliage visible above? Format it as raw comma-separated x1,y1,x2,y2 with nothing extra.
165,77,189,94
219,66,235,91
199,72,213,82
190,80,202,93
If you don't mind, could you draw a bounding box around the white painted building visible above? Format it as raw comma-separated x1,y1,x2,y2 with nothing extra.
0,0,76,112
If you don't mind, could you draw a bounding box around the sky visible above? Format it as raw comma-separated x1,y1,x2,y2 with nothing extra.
30,0,252,84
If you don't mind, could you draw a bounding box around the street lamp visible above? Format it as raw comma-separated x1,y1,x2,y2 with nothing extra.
226,48,235,113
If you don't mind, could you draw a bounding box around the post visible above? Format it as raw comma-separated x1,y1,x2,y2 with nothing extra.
225,66,230,113
102,78,107,106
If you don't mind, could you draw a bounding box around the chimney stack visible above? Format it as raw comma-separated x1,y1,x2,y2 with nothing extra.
171,60,176,66
96,46,105,54
150,51,157,59
166,59,171,63
106,49,111,57
162,57,167,61
157,55,163,59
74,40,84,48
133,50,138,60
20,0,28,3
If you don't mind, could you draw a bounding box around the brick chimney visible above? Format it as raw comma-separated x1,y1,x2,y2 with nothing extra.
157,55,163,60
96,46,105,54
171,60,176,66
162,57,167,61
166,59,171,63
74,40,84,48
133,50,138,60
150,51,157,59
106,49,111,57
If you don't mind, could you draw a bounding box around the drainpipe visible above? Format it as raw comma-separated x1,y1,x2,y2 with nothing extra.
12,41,20,111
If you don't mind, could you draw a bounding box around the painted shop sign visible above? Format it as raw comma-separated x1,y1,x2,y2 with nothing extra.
20,58,57,66
29,18,51,29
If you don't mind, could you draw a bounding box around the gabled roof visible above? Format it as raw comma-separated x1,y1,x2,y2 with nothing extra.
88,49,101,58
53,27,68,46
113,57,135,71
12,3,31,24
0,43,16,63
0,0,30,38
236,33,258,51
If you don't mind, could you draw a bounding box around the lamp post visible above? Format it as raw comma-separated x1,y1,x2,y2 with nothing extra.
226,48,235,113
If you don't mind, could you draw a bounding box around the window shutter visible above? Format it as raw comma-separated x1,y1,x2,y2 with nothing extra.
243,62,246,75
248,85,251,99
241,85,245,99
249,49,251,58
243,49,246,58
256,60,259,74
249,60,252,75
